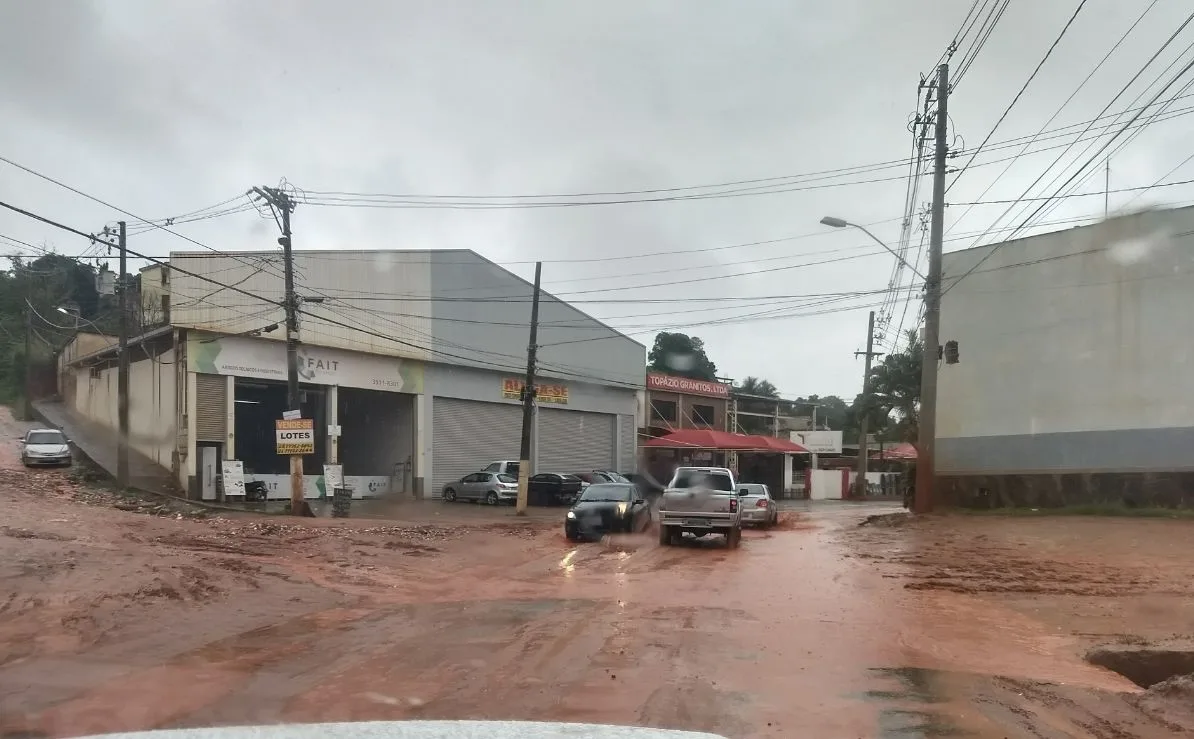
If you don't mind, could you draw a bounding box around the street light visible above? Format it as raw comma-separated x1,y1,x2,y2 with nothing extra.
819,216,925,282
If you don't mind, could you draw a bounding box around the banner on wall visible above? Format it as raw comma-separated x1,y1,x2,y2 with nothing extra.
188,334,423,393
501,377,568,405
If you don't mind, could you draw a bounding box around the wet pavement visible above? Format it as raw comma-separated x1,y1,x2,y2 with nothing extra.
2,406,1193,737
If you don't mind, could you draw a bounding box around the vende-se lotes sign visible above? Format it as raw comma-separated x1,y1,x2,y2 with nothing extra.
646,372,730,398
276,419,315,455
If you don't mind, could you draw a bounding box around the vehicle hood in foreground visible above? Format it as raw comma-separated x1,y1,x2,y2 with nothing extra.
80,720,729,739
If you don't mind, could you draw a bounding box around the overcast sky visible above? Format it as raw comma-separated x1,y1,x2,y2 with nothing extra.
2,0,1191,400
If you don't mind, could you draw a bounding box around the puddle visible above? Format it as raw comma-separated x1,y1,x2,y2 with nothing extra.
1085,646,1194,688
861,668,970,737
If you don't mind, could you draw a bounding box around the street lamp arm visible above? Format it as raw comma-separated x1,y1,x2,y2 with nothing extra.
851,223,926,283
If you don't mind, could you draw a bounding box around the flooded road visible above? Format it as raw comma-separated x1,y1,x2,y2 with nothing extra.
2,412,1192,737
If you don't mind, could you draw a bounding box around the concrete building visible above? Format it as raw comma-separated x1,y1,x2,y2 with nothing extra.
58,249,644,501
638,372,731,437
936,206,1194,507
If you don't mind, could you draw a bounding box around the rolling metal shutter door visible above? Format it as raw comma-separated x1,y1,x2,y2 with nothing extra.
432,397,522,499
537,408,615,473
194,373,227,442
618,414,636,473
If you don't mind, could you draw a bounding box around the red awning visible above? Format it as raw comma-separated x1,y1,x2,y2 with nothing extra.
870,442,918,460
643,429,763,451
742,435,808,453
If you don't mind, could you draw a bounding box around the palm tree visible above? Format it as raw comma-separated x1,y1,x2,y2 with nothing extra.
867,330,922,441
736,376,779,397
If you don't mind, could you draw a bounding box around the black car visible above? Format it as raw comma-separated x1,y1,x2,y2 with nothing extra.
565,483,651,541
529,473,584,506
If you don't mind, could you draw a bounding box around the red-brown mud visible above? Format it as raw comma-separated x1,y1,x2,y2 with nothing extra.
3,410,1194,737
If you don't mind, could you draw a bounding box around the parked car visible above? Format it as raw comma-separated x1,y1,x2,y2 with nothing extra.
657,467,742,548
736,483,778,528
529,473,583,506
572,470,630,489
565,483,651,541
482,460,521,478
442,472,519,505
20,428,72,467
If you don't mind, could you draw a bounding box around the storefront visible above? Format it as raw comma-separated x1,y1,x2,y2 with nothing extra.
640,372,731,436
426,364,636,498
185,332,423,500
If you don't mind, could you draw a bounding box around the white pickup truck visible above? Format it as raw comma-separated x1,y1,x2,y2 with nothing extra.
656,466,743,548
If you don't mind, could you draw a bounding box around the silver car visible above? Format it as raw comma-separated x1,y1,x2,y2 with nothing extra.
20,428,72,467
737,483,777,527
442,472,519,505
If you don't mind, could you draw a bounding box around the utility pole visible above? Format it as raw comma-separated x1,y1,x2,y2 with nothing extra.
515,261,543,515
116,221,129,489
915,63,948,514
1104,160,1110,218
253,186,304,516
854,310,882,498
23,307,32,420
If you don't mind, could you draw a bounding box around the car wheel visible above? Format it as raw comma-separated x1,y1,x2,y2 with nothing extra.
443,488,457,503
658,525,672,546
726,527,742,549
486,491,499,506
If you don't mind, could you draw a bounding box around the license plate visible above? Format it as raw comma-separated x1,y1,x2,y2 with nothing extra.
685,518,711,527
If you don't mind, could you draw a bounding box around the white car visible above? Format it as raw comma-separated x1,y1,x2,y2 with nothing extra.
736,483,778,528
656,467,743,548
20,428,72,467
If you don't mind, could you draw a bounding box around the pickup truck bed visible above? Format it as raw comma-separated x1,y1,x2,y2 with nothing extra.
656,467,742,548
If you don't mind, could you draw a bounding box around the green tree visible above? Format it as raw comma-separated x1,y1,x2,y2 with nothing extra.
735,376,778,397
867,329,923,441
647,332,719,381
0,252,106,405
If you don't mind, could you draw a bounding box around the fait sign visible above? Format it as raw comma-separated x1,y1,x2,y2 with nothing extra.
502,378,568,404
275,418,315,455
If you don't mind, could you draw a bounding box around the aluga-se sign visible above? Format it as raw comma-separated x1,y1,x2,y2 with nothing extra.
276,419,315,455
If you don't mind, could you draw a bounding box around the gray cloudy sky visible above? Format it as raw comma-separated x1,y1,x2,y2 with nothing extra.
2,1,1191,400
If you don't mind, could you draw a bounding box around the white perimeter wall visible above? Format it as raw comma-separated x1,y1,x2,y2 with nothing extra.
71,349,177,470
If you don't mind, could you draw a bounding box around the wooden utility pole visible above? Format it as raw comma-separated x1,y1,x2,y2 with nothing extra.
116,221,129,489
515,262,542,515
253,186,304,515
915,63,948,514
22,307,32,420
854,310,882,498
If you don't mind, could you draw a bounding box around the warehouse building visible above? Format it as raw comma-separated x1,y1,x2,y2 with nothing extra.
936,205,1194,507
58,249,644,501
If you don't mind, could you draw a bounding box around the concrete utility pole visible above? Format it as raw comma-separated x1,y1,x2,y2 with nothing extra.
22,307,32,421
253,186,304,516
515,261,543,515
854,310,882,499
916,62,949,514
116,221,129,489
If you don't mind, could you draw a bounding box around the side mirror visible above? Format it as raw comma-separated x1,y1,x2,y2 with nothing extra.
738,489,749,496
634,498,645,505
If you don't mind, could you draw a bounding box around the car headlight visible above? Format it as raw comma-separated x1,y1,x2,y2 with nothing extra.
566,511,576,519
616,503,627,515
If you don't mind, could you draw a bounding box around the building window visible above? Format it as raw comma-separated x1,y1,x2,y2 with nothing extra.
651,400,677,424
691,404,715,426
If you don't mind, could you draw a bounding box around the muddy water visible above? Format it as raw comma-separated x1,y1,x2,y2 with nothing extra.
0,410,1184,739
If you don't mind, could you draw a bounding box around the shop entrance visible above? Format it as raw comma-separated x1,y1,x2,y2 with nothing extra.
233,379,328,477
338,387,415,496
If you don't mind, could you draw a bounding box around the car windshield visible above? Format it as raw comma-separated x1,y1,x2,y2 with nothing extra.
579,484,631,502
27,431,65,445
496,474,517,484
672,471,734,491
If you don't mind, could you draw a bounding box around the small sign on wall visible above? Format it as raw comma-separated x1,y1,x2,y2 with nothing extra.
276,418,315,455
502,377,569,404
221,460,245,497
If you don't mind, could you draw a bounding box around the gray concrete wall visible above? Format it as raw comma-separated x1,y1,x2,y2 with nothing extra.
937,205,1194,475
429,252,645,390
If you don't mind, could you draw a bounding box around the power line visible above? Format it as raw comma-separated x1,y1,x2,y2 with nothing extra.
948,0,1090,191
945,0,1162,234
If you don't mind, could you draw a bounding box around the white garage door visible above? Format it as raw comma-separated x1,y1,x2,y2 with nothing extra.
537,407,616,474
432,397,522,498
